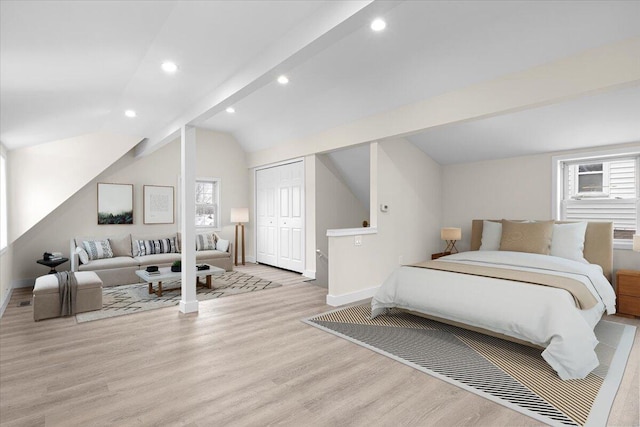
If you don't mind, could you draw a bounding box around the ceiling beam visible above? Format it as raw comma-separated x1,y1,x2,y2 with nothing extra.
135,0,401,159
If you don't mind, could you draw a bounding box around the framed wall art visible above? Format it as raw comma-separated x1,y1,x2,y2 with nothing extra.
143,185,175,224
97,183,134,225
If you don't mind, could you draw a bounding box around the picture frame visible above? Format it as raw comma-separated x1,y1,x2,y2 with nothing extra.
143,185,175,224
97,183,134,225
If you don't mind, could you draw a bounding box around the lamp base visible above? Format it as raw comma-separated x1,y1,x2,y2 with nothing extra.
234,223,245,266
444,240,458,254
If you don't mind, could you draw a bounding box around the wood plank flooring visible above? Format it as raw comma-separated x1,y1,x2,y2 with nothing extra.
1,263,638,426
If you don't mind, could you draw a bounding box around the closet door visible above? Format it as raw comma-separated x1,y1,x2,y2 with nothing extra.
256,167,278,266
255,161,304,273
277,161,304,273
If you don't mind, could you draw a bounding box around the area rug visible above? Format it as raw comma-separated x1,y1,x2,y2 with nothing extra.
303,304,636,427
76,271,281,323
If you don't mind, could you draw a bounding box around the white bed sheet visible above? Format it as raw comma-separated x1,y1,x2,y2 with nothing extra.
370,251,616,380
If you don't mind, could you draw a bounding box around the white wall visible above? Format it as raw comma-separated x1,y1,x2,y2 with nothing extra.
315,154,369,287
0,141,12,314
10,128,249,283
8,132,142,244
327,138,442,303
441,142,640,275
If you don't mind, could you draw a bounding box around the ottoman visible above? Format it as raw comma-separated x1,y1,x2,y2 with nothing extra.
33,271,103,321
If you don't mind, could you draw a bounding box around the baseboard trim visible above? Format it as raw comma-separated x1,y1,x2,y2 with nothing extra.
245,256,256,264
326,285,379,307
12,278,35,288
303,269,316,280
179,299,199,314
0,287,13,319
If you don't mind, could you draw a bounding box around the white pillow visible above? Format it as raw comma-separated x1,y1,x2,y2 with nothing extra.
196,233,217,251
479,220,502,251
75,246,89,264
550,222,588,263
216,239,229,252
82,239,113,260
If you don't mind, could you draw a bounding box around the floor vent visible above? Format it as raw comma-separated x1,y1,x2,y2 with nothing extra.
18,300,32,307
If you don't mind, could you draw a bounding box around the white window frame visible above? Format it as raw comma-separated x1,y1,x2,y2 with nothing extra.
195,177,221,231
0,146,7,253
552,146,640,250
571,162,611,198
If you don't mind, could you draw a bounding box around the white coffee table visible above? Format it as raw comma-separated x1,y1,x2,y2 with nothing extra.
135,264,225,297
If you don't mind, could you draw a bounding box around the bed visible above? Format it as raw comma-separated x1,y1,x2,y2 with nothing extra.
371,220,617,380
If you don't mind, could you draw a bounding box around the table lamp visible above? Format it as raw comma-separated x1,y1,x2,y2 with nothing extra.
441,227,462,254
230,207,249,266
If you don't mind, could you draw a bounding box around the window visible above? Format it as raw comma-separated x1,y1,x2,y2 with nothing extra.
0,151,7,251
576,163,608,195
195,178,220,229
554,149,639,247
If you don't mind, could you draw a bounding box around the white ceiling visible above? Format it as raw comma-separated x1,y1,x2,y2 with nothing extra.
408,85,640,164
2,1,639,165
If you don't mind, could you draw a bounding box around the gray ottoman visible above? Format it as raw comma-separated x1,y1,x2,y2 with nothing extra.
33,271,103,321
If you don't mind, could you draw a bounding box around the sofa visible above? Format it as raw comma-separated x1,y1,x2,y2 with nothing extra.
70,232,233,287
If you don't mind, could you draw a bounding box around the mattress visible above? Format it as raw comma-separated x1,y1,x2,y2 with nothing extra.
371,251,616,380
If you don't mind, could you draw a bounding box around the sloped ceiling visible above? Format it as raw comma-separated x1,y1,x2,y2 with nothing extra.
1,1,639,164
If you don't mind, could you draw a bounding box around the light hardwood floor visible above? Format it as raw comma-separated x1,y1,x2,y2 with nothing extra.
1,264,638,426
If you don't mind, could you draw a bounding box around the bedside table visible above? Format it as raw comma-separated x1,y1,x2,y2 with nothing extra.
616,270,640,318
36,257,69,274
431,252,451,260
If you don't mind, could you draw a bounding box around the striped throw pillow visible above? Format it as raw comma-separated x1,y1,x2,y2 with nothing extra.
82,240,114,261
196,233,217,251
135,238,177,256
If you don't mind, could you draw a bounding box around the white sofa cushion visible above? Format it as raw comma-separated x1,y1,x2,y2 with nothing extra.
134,253,182,266
78,256,139,271
196,250,231,260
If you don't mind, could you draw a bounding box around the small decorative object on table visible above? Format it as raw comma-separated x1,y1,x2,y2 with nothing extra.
197,264,210,271
171,260,181,272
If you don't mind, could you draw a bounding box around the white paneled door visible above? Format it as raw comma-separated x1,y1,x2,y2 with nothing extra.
256,161,304,273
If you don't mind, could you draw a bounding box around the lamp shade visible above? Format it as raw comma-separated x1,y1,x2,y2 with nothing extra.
634,234,640,252
441,227,461,241
230,207,249,223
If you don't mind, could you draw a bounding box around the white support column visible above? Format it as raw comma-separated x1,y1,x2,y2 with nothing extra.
180,125,198,314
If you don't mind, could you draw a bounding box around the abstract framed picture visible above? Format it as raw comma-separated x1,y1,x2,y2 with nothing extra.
143,185,174,224
97,183,134,225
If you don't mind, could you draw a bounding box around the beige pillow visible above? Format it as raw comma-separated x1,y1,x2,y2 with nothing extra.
109,234,133,257
499,220,554,255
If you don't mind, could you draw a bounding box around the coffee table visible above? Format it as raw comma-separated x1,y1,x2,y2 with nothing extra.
135,264,225,297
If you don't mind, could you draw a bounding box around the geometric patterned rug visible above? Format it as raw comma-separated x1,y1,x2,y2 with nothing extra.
76,271,281,323
303,304,636,427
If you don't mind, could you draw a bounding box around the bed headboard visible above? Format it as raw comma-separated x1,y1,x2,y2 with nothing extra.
470,220,613,282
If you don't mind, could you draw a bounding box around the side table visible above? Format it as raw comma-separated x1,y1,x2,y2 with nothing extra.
616,269,640,318
36,257,69,274
431,252,451,260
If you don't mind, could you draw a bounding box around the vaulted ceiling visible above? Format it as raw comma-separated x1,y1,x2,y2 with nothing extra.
2,1,639,163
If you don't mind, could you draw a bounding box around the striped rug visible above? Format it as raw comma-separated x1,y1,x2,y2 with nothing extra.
76,271,281,323
303,304,635,427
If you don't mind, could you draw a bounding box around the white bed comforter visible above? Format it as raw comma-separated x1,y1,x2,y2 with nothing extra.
371,251,616,380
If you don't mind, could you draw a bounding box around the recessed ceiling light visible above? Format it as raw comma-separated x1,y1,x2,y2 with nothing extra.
226,107,235,113
124,110,137,118
161,61,178,73
371,18,386,32
277,75,289,85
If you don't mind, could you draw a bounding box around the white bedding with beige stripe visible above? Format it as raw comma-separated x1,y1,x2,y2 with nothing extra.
371,251,616,380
